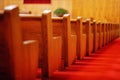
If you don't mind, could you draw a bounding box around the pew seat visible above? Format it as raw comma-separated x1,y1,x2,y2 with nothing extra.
20,13,62,78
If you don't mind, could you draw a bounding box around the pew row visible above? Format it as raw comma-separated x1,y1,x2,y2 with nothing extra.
96,22,101,49
71,17,86,59
82,19,93,56
52,15,77,67
20,10,62,78
0,5,119,80
0,5,39,80
91,21,99,52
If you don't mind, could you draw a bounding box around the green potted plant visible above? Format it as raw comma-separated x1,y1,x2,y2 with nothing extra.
54,8,68,17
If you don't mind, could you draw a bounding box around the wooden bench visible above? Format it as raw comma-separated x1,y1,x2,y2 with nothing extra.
107,23,111,43
20,10,62,78
115,24,119,38
96,22,101,49
1,5,119,80
106,23,110,44
111,23,116,41
52,14,77,67
0,5,39,80
91,20,99,52
105,23,108,45
102,23,106,46
71,17,86,59
109,23,113,42
100,23,104,47
82,19,92,56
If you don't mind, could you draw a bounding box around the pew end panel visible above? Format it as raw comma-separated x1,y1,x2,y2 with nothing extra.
68,35,77,66
82,21,87,56
71,19,78,60
102,23,107,46
23,40,39,80
52,37,62,71
0,11,12,80
20,11,62,78
108,23,111,43
0,5,39,80
91,21,97,52
41,11,62,78
90,33,94,53
101,23,104,47
76,17,86,59
97,23,100,49
81,34,87,58
71,17,85,60
63,14,77,66
4,5,40,80
52,14,77,67
3,5,25,80
71,19,80,60
100,33,104,47
83,19,92,56
97,22,103,49
93,21,99,52
106,24,109,44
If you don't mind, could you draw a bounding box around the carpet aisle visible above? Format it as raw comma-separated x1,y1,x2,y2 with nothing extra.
37,38,120,80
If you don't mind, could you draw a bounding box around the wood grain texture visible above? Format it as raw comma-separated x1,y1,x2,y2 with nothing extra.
72,0,120,23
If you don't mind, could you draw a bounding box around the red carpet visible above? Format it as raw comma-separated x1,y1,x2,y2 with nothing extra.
37,38,120,80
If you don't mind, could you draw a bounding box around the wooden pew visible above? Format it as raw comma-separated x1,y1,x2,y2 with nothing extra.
52,14,77,67
112,24,115,40
20,10,62,78
82,19,93,56
117,24,119,38
71,17,86,59
112,23,114,41
106,23,110,44
108,23,111,43
103,23,107,46
91,20,99,52
113,24,116,39
105,23,109,45
115,24,119,38
96,22,101,49
101,23,104,47
99,22,103,48
108,23,110,42
0,5,39,80
111,23,116,41
109,23,113,42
